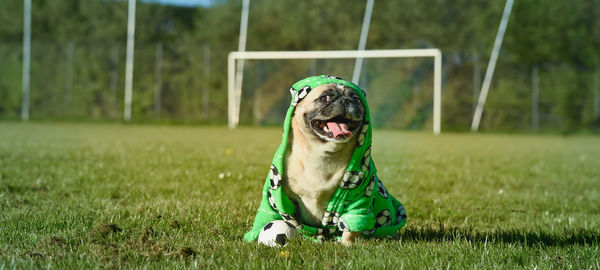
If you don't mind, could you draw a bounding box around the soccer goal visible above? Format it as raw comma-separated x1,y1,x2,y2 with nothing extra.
228,49,442,134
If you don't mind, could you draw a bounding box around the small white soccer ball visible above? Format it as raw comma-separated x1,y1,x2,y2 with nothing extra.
258,220,299,247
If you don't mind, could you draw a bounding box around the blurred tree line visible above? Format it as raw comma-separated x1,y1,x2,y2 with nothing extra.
0,0,598,132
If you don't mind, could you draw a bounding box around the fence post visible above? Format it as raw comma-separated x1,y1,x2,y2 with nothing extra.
21,0,31,121
473,52,481,113
65,41,74,107
202,45,210,119
531,66,540,131
123,0,136,121
110,42,120,118
154,42,163,118
594,71,599,117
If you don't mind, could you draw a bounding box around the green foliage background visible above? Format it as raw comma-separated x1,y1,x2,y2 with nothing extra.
0,0,599,132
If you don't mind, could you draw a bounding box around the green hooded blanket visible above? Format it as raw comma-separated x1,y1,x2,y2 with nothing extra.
243,75,407,242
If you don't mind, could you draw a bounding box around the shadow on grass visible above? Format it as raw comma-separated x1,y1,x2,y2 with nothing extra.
393,224,600,247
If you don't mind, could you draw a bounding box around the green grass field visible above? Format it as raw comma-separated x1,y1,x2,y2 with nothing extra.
1,123,599,269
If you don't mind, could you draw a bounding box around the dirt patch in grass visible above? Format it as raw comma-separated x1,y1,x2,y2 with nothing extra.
94,223,122,237
176,247,196,258
139,226,155,244
20,250,46,259
39,235,67,248
169,220,181,229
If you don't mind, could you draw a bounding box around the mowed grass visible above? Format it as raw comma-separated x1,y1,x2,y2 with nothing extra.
0,122,599,269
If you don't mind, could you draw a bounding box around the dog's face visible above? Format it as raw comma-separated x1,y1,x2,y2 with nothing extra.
292,83,365,144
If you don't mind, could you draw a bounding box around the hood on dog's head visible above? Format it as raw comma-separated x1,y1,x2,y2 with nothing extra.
289,75,370,144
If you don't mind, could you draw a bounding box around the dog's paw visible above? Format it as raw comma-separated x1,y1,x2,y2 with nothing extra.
341,231,360,246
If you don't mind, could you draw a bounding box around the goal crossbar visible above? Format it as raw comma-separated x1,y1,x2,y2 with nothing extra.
228,49,442,134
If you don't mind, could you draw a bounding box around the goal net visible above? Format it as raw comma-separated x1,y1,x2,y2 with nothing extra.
228,49,442,134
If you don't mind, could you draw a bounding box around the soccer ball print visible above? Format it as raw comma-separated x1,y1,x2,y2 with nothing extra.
357,123,368,146
291,86,311,106
375,209,391,228
339,171,363,190
269,165,282,190
376,178,389,198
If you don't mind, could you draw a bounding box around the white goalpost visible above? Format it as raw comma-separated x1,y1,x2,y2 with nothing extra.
227,49,443,134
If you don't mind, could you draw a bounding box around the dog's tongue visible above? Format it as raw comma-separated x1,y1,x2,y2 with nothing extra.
327,122,352,138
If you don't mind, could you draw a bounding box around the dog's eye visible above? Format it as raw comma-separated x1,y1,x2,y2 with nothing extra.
319,95,330,103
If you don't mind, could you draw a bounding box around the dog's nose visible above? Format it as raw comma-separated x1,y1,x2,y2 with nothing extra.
341,96,357,106
340,97,349,106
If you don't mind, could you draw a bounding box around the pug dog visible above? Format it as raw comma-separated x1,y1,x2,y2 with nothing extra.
284,83,365,245
244,75,407,247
